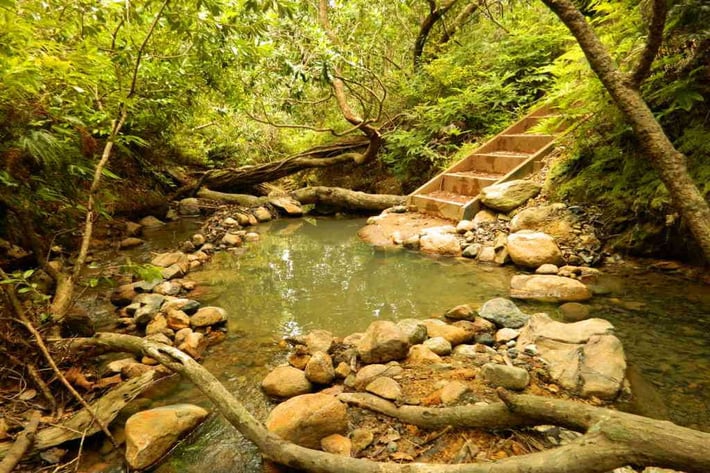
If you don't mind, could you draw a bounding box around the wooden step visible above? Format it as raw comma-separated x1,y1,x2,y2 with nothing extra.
410,194,466,220
441,173,499,197
461,154,529,175
478,133,554,155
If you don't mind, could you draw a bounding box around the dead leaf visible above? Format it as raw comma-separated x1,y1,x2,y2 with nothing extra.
92,375,122,390
18,389,37,401
64,367,93,390
390,452,413,462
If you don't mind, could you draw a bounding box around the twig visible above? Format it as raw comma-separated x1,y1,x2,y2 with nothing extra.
0,410,41,473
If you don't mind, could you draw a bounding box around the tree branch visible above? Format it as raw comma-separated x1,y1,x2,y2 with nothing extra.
629,0,668,89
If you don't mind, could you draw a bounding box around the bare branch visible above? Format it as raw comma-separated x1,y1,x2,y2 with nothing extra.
629,0,668,88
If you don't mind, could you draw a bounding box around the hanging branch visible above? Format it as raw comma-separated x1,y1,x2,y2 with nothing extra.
629,0,668,89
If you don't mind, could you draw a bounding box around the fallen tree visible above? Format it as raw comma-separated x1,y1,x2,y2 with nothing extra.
65,333,710,473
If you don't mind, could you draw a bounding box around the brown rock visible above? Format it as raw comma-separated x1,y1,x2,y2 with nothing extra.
406,345,443,364
559,302,591,322
190,307,227,327
145,315,168,336
440,381,469,405
166,309,190,331
305,351,335,385
261,366,312,398
321,434,352,456
421,319,471,346
507,231,563,268
365,377,402,400
445,304,475,320
151,251,188,268
265,393,347,449
510,275,592,302
356,321,409,363
304,330,334,354
178,332,207,359
119,237,144,249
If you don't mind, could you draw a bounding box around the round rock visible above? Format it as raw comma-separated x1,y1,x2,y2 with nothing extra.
261,366,312,398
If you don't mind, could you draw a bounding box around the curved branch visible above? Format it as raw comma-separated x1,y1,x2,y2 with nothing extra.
629,0,668,89
414,0,459,69
440,3,479,45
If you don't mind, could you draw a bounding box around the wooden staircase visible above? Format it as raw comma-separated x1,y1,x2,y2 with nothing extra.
408,106,567,220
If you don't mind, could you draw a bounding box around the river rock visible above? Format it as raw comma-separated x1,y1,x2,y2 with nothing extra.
406,345,443,364
161,263,185,280
125,221,143,237
423,337,452,355
472,209,497,227
444,304,475,321
356,321,409,363
269,195,304,216
354,364,404,389
190,307,227,328
253,207,272,222
134,305,161,326
456,220,475,233
480,363,530,390
517,313,625,399
477,246,496,262
321,433,351,456
244,232,260,242
396,319,428,345
305,351,335,385
119,237,144,249
151,251,188,268
535,263,559,274
495,328,520,343
121,362,154,379
462,243,481,258
221,232,243,247
422,319,470,346
478,298,529,329
440,381,469,405
509,205,575,240
480,180,540,213
507,231,563,268
262,366,313,398
178,331,207,359
111,283,139,306
178,198,200,216
351,428,374,454
145,314,168,336
304,329,334,354
510,275,592,302
419,231,461,256
265,393,347,449
138,216,165,227
559,302,591,322
166,309,190,331
153,281,181,296
125,404,208,470
366,377,402,400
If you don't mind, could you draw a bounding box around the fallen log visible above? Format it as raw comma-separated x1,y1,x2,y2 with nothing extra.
0,370,159,459
198,186,404,212
70,333,710,473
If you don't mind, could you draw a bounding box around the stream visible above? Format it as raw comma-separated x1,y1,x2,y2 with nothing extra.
90,216,710,472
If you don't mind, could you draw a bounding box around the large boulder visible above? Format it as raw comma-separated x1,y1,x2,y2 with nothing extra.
480,180,540,213
478,298,529,329
262,366,313,398
518,313,625,399
510,275,592,302
356,321,409,363
125,404,208,470
419,230,461,256
266,393,348,449
507,231,563,268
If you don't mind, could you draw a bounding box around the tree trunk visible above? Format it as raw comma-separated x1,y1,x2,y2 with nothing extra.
414,0,458,69
541,0,710,264
68,333,710,473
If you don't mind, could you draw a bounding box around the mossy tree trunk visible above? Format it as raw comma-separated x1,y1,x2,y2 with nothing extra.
541,0,710,264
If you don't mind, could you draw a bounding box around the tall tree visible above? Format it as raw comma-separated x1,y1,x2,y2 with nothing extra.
541,0,710,263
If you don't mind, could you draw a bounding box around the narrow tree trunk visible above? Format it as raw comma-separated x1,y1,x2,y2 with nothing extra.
541,0,710,263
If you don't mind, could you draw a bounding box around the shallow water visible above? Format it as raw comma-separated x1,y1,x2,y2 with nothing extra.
99,216,709,472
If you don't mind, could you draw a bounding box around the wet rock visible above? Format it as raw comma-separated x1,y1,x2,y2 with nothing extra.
191,233,206,246
422,319,470,346
304,329,334,354
440,381,469,405
402,235,420,250
579,334,626,400
166,309,191,331
305,351,335,385
462,244,481,259
354,364,388,389
178,198,200,216
366,377,402,400
456,220,475,233
558,265,602,284
269,195,303,216
145,314,168,336
480,180,541,213
111,283,139,306
125,404,208,470
342,332,364,346
478,298,529,329
178,332,207,359
507,231,563,268
477,246,496,262
536,263,559,275
472,209,497,227
134,305,160,326
253,207,272,222
510,275,592,302
266,393,347,449
125,221,143,237
321,434,352,456
480,363,529,390
495,328,520,344
356,321,409,363
151,252,188,268
423,337,452,356
445,304,475,321
153,281,181,296
262,366,312,398
559,302,591,322
138,216,165,227
244,232,260,242
174,328,192,346
474,332,494,346
119,237,144,249
221,232,243,247
162,298,200,315
396,319,428,345
288,347,311,370
161,263,186,280
406,345,443,364
190,307,227,328
419,231,461,256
